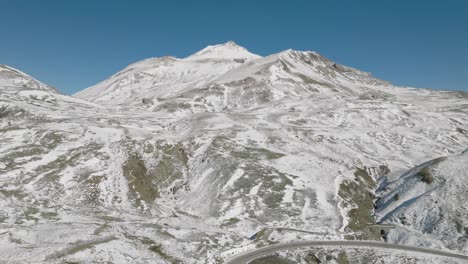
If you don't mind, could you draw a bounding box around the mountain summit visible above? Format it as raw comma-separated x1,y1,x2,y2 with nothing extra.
186,41,261,60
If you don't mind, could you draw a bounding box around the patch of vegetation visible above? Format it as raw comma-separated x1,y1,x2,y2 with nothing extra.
207,136,294,222
0,105,26,119
123,154,159,206
74,167,95,182
81,174,105,205
182,85,225,100
93,224,109,235
354,167,375,186
38,131,63,148
220,217,240,227
295,73,333,88
143,143,154,153
280,61,291,73
41,211,58,220
0,188,27,199
232,146,285,160
399,216,408,225
211,137,285,161
15,207,40,224
148,142,188,188
455,220,463,233
393,193,400,200
291,188,317,214
149,244,171,260
378,164,391,176
97,214,123,222
454,220,468,236
0,213,8,223
9,236,25,244
0,144,46,171
402,110,411,117
289,118,308,126
250,228,272,248
233,58,246,63
339,167,379,240
337,252,350,264
159,101,192,112
148,243,182,263
358,91,393,101
52,237,115,259
255,228,268,240
419,167,434,184
33,143,103,191
231,163,292,212
304,251,321,264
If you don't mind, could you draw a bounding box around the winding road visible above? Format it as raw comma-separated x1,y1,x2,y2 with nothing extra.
224,240,468,264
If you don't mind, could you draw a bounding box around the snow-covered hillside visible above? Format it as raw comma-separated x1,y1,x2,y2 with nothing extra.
1,43,467,263
0,64,55,91
376,151,468,253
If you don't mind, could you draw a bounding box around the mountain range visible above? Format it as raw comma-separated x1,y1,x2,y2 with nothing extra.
1,42,467,263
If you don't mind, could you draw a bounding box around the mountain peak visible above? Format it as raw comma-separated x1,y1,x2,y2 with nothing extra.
186,41,261,61
224,40,238,46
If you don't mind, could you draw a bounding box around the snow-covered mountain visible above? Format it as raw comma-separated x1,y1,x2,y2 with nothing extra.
74,41,261,105
1,43,468,263
75,41,390,110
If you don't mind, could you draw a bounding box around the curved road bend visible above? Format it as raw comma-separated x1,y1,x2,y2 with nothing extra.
225,240,468,264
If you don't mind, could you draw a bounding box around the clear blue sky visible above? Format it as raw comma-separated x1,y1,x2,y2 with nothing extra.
1,0,467,94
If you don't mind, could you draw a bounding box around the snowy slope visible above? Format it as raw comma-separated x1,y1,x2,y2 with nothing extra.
1,43,468,263
376,152,468,253
0,64,55,91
